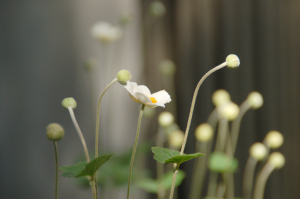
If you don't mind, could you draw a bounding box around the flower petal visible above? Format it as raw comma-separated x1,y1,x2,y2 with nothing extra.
138,85,151,96
135,92,152,105
146,103,166,108
151,90,171,104
124,81,139,98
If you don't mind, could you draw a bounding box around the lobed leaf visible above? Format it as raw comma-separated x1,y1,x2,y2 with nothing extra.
60,162,87,178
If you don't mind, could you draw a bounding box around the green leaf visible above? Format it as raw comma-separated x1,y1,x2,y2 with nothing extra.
151,147,205,165
136,178,159,193
208,152,238,173
60,162,87,178
76,154,113,178
161,170,185,189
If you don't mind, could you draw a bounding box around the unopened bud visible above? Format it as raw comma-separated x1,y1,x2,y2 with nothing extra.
212,89,231,107
226,54,240,68
268,152,285,169
159,59,176,77
195,123,213,142
249,142,267,161
247,92,263,109
169,130,184,148
218,102,239,121
265,131,284,149
117,70,132,85
149,1,166,18
46,123,65,141
62,98,77,110
158,111,174,127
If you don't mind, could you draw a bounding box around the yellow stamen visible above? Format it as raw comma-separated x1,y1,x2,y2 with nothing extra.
149,97,157,103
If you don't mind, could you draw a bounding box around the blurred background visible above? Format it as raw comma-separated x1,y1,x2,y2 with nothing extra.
1,0,299,199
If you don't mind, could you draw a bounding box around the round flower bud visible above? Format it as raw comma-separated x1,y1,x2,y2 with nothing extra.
212,89,231,107
249,142,267,161
159,59,176,77
169,130,184,148
46,123,65,141
90,22,122,43
265,131,284,149
158,111,174,127
218,102,240,121
149,1,166,18
62,98,77,110
195,123,213,142
247,91,263,109
117,69,132,85
143,106,156,118
268,152,285,169
226,54,240,68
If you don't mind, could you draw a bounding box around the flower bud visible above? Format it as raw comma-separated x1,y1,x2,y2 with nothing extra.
117,69,132,85
249,142,267,161
226,54,240,68
247,91,263,109
218,102,239,121
158,111,174,127
159,59,176,77
212,89,231,107
46,123,65,141
90,22,122,43
268,152,285,169
265,130,284,149
195,123,213,142
62,97,77,110
169,130,184,148
149,1,166,18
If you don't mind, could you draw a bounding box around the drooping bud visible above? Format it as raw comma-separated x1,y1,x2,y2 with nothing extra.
265,131,284,149
226,54,240,68
46,123,65,141
268,152,285,169
149,1,166,18
249,142,267,161
62,98,77,110
218,102,240,121
195,123,213,142
158,111,174,127
247,92,263,109
159,59,176,77
169,130,184,148
212,89,231,107
117,69,132,85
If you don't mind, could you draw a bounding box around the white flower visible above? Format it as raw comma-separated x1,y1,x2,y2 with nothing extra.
124,81,171,108
90,22,122,43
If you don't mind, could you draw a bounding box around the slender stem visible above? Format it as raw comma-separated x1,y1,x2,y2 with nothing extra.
243,156,258,199
253,163,275,199
156,127,166,199
53,141,59,199
207,172,218,197
215,118,228,152
127,104,145,199
68,107,90,163
169,165,179,199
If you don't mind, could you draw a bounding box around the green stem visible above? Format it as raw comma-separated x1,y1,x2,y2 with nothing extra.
53,141,59,199
169,165,179,199
127,104,145,199
156,127,166,199
207,172,218,197
243,156,258,199
215,118,228,152
169,62,227,199
253,163,275,199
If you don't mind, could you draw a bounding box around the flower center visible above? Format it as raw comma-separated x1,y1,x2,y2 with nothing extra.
149,96,157,103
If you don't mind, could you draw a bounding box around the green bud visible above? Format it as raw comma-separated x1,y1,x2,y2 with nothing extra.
117,69,132,85
159,59,176,77
62,97,77,109
149,1,166,18
46,123,65,141
226,54,240,68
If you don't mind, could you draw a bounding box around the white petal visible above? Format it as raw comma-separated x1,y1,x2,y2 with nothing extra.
151,90,171,104
138,85,151,96
146,103,165,108
124,81,138,98
135,92,152,104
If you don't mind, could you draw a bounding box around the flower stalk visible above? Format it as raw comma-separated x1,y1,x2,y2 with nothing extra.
53,141,59,199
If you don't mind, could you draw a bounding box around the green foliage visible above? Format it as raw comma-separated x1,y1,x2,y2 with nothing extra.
136,170,185,193
208,152,238,173
152,147,205,165
60,162,87,178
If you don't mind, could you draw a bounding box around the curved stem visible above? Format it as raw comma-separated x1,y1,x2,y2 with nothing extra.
127,104,145,199
68,107,90,163
243,156,258,199
53,141,59,199
253,163,275,199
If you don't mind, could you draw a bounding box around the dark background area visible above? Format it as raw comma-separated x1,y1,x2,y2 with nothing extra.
1,0,300,199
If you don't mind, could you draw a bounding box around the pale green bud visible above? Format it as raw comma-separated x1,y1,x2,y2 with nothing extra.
212,89,231,107
226,54,240,68
249,142,267,161
158,111,174,127
195,123,213,142
62,97,77,110
149,1,166,18
46,123,65,141
268,152,285,169
117,69,132,85
169,130,184,148
218,102,239,121
247,91,263,109
265,131,284,149
159,59,176,77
